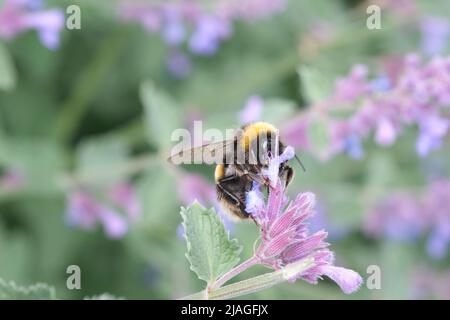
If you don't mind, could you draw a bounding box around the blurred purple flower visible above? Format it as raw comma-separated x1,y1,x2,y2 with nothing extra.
426,226,450,260
413,268,450,299
423,180,450,259
109,182,141,221
162,7,185,46
343,134,364,160
177,173,216,206
334,64,369,103
120,4,162,32
119,0,285,61
239,95,264,124
309,205,349,241
416,116,449,157
246,180,362,294
420,16,450,55
65,190,128,239
0,169,26,192
0,0,64,49
364,194,425,241
189,14,231,55
375,118,397,146
370,75,391,92
284,54,450,160
166,51,192,79
365,179,450,260
282,114,310,150
65,182,141,239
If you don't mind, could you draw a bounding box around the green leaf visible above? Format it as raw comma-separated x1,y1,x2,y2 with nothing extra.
181,202,242,285
84,293,124,300
298,65,332,104
0,42,17,91
140,81,182,151
0,278,56,300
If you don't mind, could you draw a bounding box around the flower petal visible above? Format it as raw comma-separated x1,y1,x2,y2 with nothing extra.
320,265,363,294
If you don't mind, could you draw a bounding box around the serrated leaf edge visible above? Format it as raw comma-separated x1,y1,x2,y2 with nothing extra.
0,278,57,300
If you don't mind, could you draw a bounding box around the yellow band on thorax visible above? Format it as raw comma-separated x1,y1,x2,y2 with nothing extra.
240,122,277,150
214,164,225,182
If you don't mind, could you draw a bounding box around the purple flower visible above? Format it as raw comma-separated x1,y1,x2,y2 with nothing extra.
375,118,397,146
416,116,449,157
420,16,450,55
334,64,369,103
0,169,26,192
370,75,391,92
239,95,264,124
108,182,141,221
413,268,450,299
282,114,310,150
177,173,216,206
246,181,362,294
0,0,64,49
309,205,349,241
364,194,425,241
189,14,231,55
364,179,450,260
243,148,362,294
423,180,450,259
284,54,450,160
162,6,185,46
120,4,162,32
343,134,364,160
166,51,192,79
65,190,128,239
65,182,141,239
426,226,450,260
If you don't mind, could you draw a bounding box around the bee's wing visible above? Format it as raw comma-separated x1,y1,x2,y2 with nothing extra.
167,139,236,165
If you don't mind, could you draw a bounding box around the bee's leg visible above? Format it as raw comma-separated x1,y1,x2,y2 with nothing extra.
217,176,243,206
280,165,294,188
249,214,259,227
234,164,269,187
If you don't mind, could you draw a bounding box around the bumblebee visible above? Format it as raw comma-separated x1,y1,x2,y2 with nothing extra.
168,122,304,221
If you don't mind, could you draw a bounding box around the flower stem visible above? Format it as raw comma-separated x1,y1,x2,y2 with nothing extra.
210,256,259,290
59,153,159,189
180,257,314,300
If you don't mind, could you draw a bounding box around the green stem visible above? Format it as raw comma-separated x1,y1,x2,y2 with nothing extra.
59,153,159,189
180,257,314,300
210,256,259,290
53,28,129,143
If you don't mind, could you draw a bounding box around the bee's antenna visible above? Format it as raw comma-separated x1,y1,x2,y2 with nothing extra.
295,154,306,172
